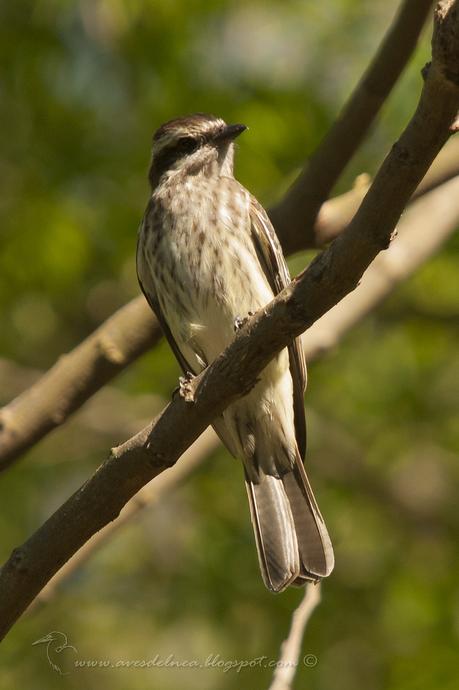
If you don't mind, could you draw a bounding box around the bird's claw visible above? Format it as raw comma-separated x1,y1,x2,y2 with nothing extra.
234,311,254,332
177,371,195,402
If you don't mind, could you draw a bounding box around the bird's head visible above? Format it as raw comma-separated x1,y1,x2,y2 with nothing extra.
148,113,247,188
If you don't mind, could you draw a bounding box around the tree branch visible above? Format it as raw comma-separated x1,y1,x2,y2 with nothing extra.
0,0,458,639
0,297,161,470
268,583,322,690
0,357,166,442
269,0,435,254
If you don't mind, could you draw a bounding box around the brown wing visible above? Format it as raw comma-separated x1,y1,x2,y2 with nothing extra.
248,194,307,459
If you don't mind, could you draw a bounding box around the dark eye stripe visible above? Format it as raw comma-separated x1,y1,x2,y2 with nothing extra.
149,136,200,187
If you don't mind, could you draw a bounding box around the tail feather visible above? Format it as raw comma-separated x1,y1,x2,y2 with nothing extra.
245,455,334,592
245,473,299,592
283,454,334,579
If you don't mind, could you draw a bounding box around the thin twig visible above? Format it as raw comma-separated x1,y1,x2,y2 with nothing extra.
268,583,322,690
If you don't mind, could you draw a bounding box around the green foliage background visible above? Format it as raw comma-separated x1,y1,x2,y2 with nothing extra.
1,1,458,689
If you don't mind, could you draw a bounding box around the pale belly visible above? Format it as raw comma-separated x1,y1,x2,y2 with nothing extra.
154,228,296,466
157,221,273,368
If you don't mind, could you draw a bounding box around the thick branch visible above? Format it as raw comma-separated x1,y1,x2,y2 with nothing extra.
1,1,458,638
270,0,434,254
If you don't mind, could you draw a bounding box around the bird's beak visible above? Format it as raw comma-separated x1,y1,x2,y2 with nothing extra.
214,123,247,143
32,634,52,645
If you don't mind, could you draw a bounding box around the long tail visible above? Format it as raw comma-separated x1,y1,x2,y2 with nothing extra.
245,452,334,593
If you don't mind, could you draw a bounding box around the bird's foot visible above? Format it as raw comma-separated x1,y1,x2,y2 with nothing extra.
177,371,196,403
234,311,254,332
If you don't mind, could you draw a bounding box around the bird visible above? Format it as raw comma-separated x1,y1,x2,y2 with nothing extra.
136,113,334,592
32,630,77,675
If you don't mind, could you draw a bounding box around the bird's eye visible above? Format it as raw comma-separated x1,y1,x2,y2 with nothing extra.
176,136,198,155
